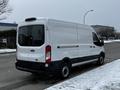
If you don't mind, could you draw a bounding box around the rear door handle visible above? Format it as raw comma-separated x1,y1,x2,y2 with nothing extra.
30,49,35,52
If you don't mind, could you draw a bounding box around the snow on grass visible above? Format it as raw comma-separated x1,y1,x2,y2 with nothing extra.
46,59,120,90
104,39,120,43
0,49,16,53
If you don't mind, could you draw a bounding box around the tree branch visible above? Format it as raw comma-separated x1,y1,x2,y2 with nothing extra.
0,0,12,20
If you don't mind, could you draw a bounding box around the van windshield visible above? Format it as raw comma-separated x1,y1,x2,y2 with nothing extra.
18,25,44,46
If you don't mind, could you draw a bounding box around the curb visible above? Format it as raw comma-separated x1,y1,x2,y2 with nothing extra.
0,51,16,54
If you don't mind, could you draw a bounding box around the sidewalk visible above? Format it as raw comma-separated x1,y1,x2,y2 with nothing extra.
46,59,120,90
104,39,120,43
0,49,16,54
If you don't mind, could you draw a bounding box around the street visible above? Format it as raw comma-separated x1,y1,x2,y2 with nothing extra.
0,42,120,90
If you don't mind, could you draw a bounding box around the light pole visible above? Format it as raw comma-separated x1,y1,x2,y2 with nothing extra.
83,10,94,24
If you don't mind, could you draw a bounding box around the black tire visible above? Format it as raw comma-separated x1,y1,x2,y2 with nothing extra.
60,63,70,79
97,55,104,65
31,72,39,76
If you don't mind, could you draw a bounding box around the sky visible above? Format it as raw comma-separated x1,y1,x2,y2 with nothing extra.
1,0,120,31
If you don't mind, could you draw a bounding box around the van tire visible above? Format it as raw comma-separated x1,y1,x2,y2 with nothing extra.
60,63,70,79
97,55,104,65
31,72,39,76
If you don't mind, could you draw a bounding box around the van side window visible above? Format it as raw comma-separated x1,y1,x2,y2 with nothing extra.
92,32,101,46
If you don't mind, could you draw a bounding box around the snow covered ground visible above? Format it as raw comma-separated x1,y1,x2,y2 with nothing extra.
104,39,120,43
0,49,16,54
46,59,120,90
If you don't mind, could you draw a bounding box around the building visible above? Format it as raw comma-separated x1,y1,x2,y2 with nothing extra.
0,22,17,49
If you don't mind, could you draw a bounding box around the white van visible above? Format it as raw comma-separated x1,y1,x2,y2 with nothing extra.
16,17,105,78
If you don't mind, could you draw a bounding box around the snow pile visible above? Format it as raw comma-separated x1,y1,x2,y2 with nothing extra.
46,59,120,90
104,39,120,43
0,49,16,53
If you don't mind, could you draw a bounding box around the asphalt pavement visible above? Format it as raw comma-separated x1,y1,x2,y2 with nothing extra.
0,42,120,90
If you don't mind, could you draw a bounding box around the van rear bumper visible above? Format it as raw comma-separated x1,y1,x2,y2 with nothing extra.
15,60,62,74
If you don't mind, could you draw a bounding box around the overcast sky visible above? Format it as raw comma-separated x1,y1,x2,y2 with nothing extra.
2,0,120,31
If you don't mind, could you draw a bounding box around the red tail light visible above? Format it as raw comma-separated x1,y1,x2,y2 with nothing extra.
45,45,51,64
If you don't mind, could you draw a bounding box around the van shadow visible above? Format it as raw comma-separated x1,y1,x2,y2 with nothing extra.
27,62,99,85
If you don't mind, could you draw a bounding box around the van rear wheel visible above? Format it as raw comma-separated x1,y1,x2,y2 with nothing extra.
97,55,104,65
60,63,70,79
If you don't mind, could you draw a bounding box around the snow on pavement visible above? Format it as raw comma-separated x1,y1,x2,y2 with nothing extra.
104,39,120,43
0,49,16,53
46,59,120,90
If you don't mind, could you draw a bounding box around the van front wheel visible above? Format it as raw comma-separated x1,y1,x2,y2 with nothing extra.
97,55,104,65
60,63,70,79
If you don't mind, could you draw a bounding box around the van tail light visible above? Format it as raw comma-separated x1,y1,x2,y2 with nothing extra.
45,45,51,64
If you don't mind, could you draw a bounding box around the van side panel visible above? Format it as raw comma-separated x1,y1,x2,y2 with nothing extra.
48,20,78,62
77,25,93,57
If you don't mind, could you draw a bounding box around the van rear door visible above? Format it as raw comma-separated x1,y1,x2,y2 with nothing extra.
17,25,45,62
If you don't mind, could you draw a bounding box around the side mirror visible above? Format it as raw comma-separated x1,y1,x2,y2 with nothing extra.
100,38,104,46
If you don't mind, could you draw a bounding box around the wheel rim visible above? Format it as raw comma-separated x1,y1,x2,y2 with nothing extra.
100,56,104,64
62,66,69,78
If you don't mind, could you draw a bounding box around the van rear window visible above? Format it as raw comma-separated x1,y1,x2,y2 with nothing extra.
18,25,44,46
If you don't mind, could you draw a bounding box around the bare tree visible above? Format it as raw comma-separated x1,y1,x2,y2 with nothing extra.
0,0,12,20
